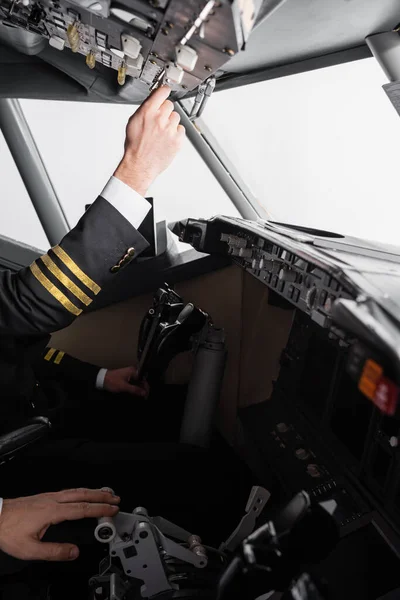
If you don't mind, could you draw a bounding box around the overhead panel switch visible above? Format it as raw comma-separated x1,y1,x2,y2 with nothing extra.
176,45,198,72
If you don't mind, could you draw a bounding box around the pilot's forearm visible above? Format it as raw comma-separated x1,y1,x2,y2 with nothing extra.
0,85,184,337
0,196,150,336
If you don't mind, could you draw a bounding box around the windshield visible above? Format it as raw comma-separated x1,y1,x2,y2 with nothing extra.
200,57,400,247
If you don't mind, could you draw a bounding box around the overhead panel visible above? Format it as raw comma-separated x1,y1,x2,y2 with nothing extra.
0,0,263,98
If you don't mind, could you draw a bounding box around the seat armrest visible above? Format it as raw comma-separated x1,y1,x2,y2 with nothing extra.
0,416,51,463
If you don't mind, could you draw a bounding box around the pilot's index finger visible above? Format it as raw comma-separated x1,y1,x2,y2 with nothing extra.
55,502,119,524
147,85,171,110
55,488,120,505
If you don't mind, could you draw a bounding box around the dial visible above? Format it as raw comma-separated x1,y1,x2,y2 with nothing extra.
306,286,317,309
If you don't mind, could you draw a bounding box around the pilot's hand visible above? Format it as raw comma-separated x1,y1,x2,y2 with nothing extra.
103,366,149,397
114,85,185,196
0,488,120,562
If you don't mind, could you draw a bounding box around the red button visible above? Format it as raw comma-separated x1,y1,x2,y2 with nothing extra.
373,377,399,416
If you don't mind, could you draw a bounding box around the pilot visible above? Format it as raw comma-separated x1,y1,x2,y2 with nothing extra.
0,86,180,565
0,84,180,438
0,86,251,598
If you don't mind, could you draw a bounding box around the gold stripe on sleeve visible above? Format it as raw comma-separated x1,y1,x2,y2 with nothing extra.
52,246,101,295
54,351,65,365
40,254,92,307
30,262,82,316
44,348,56,361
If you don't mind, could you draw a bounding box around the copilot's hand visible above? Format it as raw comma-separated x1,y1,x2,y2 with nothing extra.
103,366,150,397
113,85,185,196
0,488,120,562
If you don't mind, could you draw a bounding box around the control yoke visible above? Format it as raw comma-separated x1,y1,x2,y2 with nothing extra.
136,283,227,448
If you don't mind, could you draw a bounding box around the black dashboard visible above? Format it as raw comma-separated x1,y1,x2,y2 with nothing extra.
174,215,400,599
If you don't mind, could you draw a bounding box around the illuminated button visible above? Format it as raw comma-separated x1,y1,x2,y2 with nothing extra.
276,422,289,433
295,448,310,460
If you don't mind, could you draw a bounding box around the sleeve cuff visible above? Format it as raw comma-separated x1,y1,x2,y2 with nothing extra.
100,176,151,229
96,368,107,390
0,497,3,516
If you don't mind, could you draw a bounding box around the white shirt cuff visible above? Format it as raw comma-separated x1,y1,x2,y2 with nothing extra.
0,497,3,516
96,368,107,390
100,176,151,229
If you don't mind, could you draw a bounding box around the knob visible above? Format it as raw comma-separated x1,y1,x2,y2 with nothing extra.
276,422,289,433
306,286,317,309
295,448,310,460
278,268,296,283
389,436,399,448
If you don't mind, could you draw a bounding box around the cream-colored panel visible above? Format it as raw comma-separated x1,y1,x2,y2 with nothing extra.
50,264,294,448
239,272,294,408
50,265,242,373
51,293,154,369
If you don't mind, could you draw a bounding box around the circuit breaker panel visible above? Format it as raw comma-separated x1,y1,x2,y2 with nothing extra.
0,0,262,94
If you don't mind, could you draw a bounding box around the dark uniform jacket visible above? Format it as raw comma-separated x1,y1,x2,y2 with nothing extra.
0,196,149,432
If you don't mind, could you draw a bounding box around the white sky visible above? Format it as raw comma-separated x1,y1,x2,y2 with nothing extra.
1,56,399,250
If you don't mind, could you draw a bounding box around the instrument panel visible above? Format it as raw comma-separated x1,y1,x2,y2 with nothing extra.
174,215,400,418
222,231,354,332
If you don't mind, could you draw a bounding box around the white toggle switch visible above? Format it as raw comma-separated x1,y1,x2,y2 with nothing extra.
125,54,144,76
110,48,124,59
49,35,65,51
121,34,141,59
176,45,198,71
165,62,184,84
